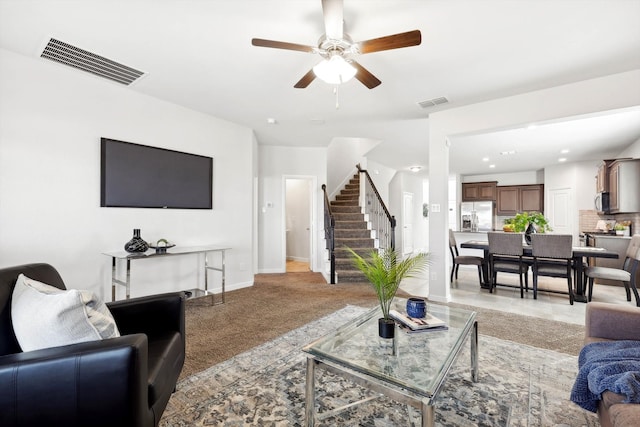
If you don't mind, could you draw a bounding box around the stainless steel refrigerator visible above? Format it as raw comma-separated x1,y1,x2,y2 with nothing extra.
460,201,494,231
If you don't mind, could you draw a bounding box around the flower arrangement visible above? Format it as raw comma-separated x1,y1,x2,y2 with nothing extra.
614,221,631,231
503,212,552,233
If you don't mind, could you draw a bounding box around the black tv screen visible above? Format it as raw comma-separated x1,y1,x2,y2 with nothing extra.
100,138,213,209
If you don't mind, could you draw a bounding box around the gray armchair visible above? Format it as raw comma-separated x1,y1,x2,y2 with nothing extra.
583,302,640,427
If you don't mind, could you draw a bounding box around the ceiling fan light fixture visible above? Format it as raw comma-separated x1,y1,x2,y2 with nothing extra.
313,55,356,84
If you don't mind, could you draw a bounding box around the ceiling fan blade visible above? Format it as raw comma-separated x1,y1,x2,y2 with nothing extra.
357,30,422,54
251,38,315,53
322,0,344,40
294,69,317,88
351,61,381,89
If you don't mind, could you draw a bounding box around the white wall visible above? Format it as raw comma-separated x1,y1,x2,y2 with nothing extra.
258,145,326,273
618,137,640,158
0,48,256,299
365,159,396,206
326,137,379,196
389,172,428,255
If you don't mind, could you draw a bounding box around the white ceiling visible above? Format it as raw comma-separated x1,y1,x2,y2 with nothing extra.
1,0,639,176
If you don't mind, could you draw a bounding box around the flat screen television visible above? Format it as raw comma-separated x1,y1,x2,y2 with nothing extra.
100,138,213,209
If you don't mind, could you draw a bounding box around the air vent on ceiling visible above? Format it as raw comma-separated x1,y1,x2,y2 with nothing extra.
40,38,145,85
417,97,449,109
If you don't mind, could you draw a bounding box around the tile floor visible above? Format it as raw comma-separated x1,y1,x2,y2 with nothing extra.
400,266,637,326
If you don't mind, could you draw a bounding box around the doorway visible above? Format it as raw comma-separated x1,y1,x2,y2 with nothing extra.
284,177,316,273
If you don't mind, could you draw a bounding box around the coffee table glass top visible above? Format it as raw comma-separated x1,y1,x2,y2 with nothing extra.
302,299,476,398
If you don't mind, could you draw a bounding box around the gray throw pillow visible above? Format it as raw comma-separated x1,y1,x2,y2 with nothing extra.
11,274,120,352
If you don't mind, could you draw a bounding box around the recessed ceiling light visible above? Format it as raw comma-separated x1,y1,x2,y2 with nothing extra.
266,118,277,125
409,166,422,172
499,150,516,156
482,157,489,162
489,164,496,168
558,158,567,162
560,149,569,154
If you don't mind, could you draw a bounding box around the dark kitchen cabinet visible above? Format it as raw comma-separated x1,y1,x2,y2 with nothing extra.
609,162,620,212
496,187,519,215
496,184,544,215
607,159,640,213
596,162,609,193
462,181,497,201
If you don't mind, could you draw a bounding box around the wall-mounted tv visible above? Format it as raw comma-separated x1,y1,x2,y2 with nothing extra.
100,138,213,209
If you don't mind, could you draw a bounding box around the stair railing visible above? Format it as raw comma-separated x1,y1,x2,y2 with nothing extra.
356,164,396,251
321,184,336,284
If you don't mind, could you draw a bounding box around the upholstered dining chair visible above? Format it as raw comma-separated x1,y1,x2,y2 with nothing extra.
585,234,640,307
530,233,574,305
449,229,484,285
487,232,528,296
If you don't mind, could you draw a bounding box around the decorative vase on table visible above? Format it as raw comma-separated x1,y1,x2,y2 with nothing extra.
525,223,536,245
124,229,149,253
406,297,427,318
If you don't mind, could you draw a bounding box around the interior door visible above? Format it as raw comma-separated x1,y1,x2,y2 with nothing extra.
547,188,573,237
402,192,414,255
285,178,312,271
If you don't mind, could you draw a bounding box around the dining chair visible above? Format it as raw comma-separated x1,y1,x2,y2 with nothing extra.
530,233,574,304
449,229,484,285
487,232,528,296
585,234,640,307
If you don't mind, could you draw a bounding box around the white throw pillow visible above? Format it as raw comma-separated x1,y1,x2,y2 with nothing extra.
11,274,120,352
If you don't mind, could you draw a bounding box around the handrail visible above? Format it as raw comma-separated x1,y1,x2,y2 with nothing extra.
321,184,336,284
356,164,396,251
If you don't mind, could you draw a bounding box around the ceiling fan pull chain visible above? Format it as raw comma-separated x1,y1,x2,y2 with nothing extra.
334,85,339,109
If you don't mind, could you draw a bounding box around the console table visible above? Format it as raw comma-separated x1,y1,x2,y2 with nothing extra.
102,245,230,304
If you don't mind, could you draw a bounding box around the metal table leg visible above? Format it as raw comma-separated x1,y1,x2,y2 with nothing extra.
305,357,316,427
471,320,478,382
421,398,435,427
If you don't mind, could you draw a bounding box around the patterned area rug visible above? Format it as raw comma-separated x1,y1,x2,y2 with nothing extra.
160,305,598,426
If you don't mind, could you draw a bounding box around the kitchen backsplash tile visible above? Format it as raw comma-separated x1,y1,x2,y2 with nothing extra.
579,210,639,234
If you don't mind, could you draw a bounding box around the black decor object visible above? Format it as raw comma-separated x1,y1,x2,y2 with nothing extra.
525,223,536,245
101,138,213,209
124,229,149,253
378,318,395,339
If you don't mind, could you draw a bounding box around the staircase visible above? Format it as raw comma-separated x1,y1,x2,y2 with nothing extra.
330,174,375,283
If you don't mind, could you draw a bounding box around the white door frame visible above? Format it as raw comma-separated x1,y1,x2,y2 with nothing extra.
282,175,318,272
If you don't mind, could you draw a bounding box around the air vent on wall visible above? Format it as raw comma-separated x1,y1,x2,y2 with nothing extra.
40,38,145,85
417,96,449,109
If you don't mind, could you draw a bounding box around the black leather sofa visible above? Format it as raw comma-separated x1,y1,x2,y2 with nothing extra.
0,263,185,427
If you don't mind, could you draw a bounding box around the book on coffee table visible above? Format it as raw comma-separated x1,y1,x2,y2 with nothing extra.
389,309,447,331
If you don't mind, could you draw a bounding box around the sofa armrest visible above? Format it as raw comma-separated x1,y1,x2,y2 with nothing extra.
585,302,640,342
0,334,153,427
107,292,185,345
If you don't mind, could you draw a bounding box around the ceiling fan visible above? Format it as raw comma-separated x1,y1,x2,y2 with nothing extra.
251,0,421,89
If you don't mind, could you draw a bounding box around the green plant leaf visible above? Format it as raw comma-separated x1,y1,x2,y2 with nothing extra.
346,247,428,320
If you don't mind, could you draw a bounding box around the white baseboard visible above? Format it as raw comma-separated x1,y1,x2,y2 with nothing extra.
258,268,286,274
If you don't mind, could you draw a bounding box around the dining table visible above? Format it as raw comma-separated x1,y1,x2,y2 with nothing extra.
459,240,619,303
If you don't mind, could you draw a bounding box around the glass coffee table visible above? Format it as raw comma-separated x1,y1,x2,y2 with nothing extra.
302,299,478,426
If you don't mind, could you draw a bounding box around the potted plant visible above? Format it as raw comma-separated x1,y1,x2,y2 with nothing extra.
347,247,428,339
614,221,631,236
510,212,552,233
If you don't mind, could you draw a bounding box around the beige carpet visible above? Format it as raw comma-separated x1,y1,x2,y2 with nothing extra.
182,271,585,379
